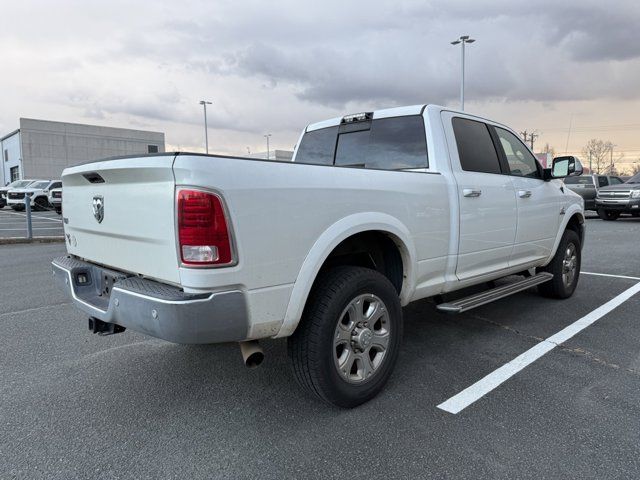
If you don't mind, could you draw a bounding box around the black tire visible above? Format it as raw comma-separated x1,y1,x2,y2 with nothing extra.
597,208,620,221
55,206,62,215
11,205,24,211
288,266,403,408
537,229,581,299
34,197,49,211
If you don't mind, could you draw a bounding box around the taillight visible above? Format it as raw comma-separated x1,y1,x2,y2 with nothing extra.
177,189,235,266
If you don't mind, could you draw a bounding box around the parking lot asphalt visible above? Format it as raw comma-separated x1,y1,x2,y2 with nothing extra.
0,208,64,239
1,216,639,479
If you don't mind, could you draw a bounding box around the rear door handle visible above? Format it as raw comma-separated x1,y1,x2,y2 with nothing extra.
463,189,482,198
518,190,532,198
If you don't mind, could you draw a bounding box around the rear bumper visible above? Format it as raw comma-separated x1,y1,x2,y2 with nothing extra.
584,199,596,210
595,198,640,212
52,255,249,344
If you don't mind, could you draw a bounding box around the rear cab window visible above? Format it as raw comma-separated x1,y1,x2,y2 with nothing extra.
295,115,428,171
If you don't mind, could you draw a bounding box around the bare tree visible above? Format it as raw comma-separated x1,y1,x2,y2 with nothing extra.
582,139,614,174
542,143,555,157
630,162,640,176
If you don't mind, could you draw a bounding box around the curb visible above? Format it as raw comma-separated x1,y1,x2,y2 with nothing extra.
0,236,65,245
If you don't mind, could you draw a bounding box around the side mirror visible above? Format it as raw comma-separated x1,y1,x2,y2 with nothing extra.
544,156,583,180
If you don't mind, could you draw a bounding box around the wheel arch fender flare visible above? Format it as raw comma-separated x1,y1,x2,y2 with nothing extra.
275,212,417,338
544,205,585,266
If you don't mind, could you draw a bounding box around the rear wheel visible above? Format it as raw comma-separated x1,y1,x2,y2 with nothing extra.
597,208,620,221
288,266,403,408
537,229,581,299
55,206,62,215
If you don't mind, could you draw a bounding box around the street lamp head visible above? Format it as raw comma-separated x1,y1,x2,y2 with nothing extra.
199,100,212,105
451,40,461,45
460,35,469,41
466,38,476,43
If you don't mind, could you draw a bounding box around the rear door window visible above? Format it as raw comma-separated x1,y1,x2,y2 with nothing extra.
452,117,502,174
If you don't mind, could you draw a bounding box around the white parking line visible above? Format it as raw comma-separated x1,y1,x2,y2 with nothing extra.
0,227,63,231
0,211,62,223
437,281,640,414
582,271,640,281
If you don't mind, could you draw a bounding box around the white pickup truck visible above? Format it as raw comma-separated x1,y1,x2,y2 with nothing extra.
53,104,585,407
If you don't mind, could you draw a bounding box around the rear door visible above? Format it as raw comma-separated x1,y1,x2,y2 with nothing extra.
492,127,561,266
443,113,517,280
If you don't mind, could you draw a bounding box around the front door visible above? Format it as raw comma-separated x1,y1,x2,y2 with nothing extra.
492,127,561,266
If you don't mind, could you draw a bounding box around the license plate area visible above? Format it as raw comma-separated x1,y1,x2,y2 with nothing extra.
98,269,129,299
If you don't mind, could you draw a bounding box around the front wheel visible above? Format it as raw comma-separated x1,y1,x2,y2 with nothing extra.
538,229,581,299
288,266,403,408
597,208,620,221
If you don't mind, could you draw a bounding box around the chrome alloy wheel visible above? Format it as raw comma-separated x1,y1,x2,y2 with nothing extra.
333,294,391,384
562,243,578,288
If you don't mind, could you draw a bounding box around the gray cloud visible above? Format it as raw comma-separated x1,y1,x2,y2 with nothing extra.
1,0,639,153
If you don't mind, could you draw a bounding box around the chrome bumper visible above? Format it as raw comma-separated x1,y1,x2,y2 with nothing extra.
52,255,249,344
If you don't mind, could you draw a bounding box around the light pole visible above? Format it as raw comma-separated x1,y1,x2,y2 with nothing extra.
199,100,212,154
451,35,476,111
264,133,272,160
609,143,617,174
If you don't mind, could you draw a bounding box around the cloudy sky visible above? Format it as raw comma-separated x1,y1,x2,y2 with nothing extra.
2,0,640,167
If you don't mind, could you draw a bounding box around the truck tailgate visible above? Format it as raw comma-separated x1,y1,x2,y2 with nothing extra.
61,156,180,284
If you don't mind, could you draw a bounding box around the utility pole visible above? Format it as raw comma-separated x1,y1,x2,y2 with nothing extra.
529,132,538,151
520,130,529,144
263,134,272,160
199,100,212,154
450,35,476,111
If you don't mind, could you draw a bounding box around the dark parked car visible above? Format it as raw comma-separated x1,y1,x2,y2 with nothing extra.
595,172,640,220
563,174,625,211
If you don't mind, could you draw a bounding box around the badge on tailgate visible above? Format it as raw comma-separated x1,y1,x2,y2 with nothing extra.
92,195,104,223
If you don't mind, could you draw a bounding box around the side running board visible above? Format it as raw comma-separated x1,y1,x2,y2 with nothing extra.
436,272,554,314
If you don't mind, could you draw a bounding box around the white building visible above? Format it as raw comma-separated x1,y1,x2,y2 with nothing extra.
1,119,165,185
248,149,294,161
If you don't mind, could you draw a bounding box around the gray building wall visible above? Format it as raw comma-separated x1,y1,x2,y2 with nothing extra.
17,119,165,179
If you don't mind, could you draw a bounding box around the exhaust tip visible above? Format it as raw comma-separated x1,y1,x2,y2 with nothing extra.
239,340,264,368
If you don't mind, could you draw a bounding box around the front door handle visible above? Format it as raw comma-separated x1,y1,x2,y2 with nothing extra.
463,189,482,198
518,190,532,198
